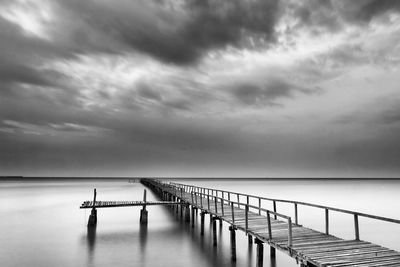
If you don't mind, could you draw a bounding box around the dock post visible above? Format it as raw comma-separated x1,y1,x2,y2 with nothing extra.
212,216,217,246
185,204,191,223
255,238,264,267
229,226,236,261
87,188,97,227
200,211,205,235
248,235,253,246
140,189,148,225
270,246,276,259
191,206,195,227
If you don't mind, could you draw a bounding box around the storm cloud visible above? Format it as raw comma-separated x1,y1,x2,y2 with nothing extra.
1,0,400,177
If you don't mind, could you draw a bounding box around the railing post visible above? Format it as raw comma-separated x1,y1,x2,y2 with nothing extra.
200,193,203,209
191,191,194,204
215,196,218,214
258,198,261,215
295,203,298,225
273,201,277,219
354,214,360,240
325,208,329,235
221,198,224,216
288,217,292,247
237,194,240,208
267,211,272,239
207,194,210,210
231,202,235,224
245,204,249,233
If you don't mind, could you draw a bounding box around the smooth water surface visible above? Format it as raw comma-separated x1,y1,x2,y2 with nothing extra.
1,179,399,267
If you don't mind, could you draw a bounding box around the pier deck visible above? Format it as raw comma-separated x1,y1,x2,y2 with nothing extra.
142,179,400,267
80,200,181,209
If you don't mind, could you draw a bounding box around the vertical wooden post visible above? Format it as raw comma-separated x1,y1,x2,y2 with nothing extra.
248,235,253,246
273,201,277,219
229,226,236,261
255,239,264,267
221,198,224,216
207,195,210,210
200,211,205,235
325,208,329,235
267,211,272,239
245,204,249,233
258,198,261,215
214,196,218,214
140,189,148,225
288,217,292,247
231,202,235,224
237,194,240,208
295,203,298,225
246,195,249,206
88,188,97,227
185,204,190,222
212,217,217,246
200,193,203,209
354,214,360,240
191,207,195,227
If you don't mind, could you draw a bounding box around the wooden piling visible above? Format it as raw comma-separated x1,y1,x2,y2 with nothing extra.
229,226,236,261
191,206,195,227
212,217,217,246
256,239,264,267
87,188,97,227
200,211,205,235
140,189,148,225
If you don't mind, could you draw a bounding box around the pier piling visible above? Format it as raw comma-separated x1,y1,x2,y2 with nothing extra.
229,226,236,261
87,188,97,227
212,216,217,246
140,189,148,225
255,238,264,267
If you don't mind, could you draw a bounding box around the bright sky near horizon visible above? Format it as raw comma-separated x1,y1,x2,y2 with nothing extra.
1,0,400,177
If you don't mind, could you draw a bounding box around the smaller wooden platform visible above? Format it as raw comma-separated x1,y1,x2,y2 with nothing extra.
80,200,181,209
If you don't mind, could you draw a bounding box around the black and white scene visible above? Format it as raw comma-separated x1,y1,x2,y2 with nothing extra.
1,0,400,266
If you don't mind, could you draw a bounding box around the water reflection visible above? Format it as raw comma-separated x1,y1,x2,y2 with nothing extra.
139,223,148,254
86,226,96,264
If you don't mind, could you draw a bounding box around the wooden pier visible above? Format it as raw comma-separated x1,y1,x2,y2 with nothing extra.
141,178,400,267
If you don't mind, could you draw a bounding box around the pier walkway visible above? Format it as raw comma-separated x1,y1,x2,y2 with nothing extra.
142,178,400,267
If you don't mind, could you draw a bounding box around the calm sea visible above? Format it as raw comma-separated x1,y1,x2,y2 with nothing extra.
1,178,399,267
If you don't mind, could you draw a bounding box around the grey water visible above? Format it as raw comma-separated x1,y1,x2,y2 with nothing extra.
1,178,400,267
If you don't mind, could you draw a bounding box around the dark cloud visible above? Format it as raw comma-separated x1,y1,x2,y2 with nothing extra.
55,0,280,65
137,82,163,101
231,79,320,106
287,0,400,35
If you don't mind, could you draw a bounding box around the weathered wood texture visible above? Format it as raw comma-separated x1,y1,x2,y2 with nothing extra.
142,179,400,267
80,200,181,209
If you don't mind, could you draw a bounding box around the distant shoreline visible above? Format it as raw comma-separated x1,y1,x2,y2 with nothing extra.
1,176,399,181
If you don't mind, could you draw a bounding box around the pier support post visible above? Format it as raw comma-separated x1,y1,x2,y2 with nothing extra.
200,211,205,235
270,246,276,259
255,239,264,267
248,235,253,246
140,189,148,225
229,226,236,261
87,188,97,227
185,204,191,223
191,207,195,227
212,217,217,246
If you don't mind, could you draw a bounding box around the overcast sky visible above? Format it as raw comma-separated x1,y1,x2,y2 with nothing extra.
0,0,400,177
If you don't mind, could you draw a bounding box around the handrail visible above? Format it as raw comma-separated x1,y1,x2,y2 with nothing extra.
166,180,400,224
146,178,400,243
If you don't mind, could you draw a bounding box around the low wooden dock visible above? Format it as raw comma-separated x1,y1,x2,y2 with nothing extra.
142,178,400,267
80,200,181,209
